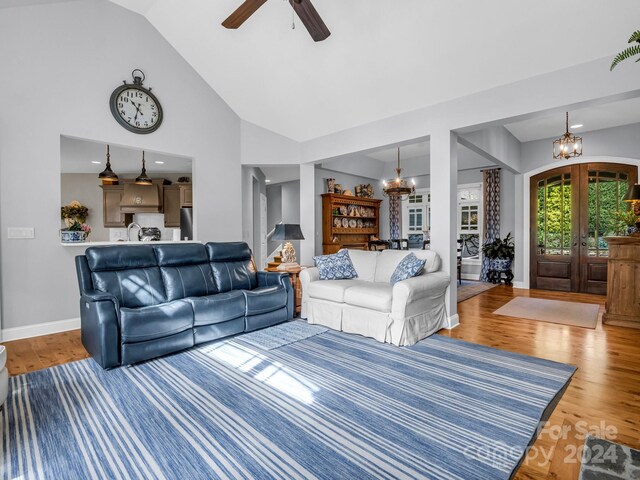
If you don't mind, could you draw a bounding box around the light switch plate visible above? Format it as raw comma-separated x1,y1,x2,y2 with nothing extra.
8,227,35,239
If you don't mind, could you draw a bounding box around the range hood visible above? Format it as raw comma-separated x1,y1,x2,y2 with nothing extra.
120,183,162,213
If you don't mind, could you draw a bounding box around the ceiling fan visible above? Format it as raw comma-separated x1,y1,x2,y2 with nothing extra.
222,0,331,42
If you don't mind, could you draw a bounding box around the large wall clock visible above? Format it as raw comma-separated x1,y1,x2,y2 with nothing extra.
109,69,163,134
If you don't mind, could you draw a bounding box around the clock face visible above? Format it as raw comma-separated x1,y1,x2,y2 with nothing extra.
109,85,163,134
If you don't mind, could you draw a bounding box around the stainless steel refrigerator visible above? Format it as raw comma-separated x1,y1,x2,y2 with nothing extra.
180,207,193,241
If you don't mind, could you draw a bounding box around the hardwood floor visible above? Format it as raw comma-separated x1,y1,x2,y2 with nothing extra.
3,329,88,375
2,286,639,480
442,286,640,480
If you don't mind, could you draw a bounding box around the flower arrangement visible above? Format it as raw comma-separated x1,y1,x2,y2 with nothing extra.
61,200,91,241
61,200,88,225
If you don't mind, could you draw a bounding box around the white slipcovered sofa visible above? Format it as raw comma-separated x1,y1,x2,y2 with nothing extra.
0,345,7,410
300,249,450,346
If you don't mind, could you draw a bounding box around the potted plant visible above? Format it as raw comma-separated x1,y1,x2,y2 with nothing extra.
610,30,640,70
607,210,639,236
61,200,91,243
482,232,515,272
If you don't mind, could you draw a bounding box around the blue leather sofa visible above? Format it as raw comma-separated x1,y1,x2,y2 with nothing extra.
75,242,293,369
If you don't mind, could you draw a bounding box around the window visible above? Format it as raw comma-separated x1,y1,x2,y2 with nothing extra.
457,184,482,258
460,204,479,231
402,190,430,248
401,184,482,255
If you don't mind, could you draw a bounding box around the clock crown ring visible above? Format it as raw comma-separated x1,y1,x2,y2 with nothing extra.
131,69,146,86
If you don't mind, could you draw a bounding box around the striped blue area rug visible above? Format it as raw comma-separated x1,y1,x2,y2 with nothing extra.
0,330,575,479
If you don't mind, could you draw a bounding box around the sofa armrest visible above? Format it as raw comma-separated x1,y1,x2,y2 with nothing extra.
80,290,121,369
299,267,319,319
256,271,294,318
391,271,451,318
299,267,319,289
256,271,289,288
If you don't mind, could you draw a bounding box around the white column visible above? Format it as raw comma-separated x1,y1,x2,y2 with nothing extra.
299,163,315,265
430,129,459,328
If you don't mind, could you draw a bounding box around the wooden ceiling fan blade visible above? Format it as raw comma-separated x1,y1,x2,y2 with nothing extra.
289,0,331,42
222,0,267,29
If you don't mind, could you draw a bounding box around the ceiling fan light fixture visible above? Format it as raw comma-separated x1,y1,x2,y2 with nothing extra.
135,151,153,186
553,112,583,160
98,144,119,185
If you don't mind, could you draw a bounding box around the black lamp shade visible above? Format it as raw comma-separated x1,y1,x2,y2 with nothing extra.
272,224,305,241
623,183,640,202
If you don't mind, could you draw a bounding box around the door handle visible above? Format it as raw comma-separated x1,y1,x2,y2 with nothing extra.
581,242,587,246
573,242,578,247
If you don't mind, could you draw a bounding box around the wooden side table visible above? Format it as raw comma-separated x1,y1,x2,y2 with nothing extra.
265,266,304,316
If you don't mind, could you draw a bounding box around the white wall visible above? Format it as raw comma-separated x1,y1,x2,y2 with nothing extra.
0,1,242,331
241,120,301,165
521,122,640,173
241,166,266,266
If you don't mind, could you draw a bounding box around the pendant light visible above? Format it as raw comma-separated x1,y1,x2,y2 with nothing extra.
553,112,583,160
98,145,119,184
382,148,416,199
135,151,152,185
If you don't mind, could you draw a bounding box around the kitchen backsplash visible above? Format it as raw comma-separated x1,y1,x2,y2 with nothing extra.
109,213,180,242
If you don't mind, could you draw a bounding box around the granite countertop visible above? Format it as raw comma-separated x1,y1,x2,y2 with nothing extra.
60,240,201,247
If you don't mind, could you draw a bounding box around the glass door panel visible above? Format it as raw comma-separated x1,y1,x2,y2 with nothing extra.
536,173,572,256
580,165,635,295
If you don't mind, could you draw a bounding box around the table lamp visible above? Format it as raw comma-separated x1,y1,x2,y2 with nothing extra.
272,224,305,270
623,183,640,216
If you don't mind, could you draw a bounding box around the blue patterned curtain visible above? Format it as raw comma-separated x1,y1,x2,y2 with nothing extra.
389,196,401,240
481,169,501,281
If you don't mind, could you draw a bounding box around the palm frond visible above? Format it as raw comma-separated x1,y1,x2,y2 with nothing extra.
610,44,640,71
628,30,640,43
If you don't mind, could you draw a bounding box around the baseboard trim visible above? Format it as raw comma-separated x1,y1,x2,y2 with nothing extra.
512,281,527,289
461,273,481,281
1,318,80,342
446,314,460,329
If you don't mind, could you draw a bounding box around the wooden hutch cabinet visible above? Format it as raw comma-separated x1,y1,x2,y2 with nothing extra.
321,193,382,254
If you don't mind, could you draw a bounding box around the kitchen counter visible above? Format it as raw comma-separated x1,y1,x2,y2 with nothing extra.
60,240,201,247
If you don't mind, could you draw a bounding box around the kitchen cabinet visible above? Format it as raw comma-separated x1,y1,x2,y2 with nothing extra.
163,184,192,227
101,185,133,228
180,185,193,207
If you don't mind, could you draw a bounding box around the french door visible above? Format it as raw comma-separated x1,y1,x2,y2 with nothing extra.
530,162,637,294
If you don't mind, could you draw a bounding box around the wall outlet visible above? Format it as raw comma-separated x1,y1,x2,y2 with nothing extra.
8,227,35,239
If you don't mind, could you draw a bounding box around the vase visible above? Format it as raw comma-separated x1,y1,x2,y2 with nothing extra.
61,230,87,243
490,258,512,272
326,178,335,193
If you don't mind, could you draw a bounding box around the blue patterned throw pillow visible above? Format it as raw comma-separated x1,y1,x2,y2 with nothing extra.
390,253,426,285
313,249,358,280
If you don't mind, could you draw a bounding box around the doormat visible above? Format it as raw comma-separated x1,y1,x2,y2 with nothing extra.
494,297,599,329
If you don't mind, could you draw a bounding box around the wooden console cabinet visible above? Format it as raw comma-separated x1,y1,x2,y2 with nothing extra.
603,236,640,329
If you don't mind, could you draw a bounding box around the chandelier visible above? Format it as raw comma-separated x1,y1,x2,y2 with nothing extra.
382,148,416,199
553,112,583,160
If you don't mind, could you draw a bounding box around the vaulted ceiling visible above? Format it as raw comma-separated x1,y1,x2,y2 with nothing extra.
107,1,640,142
